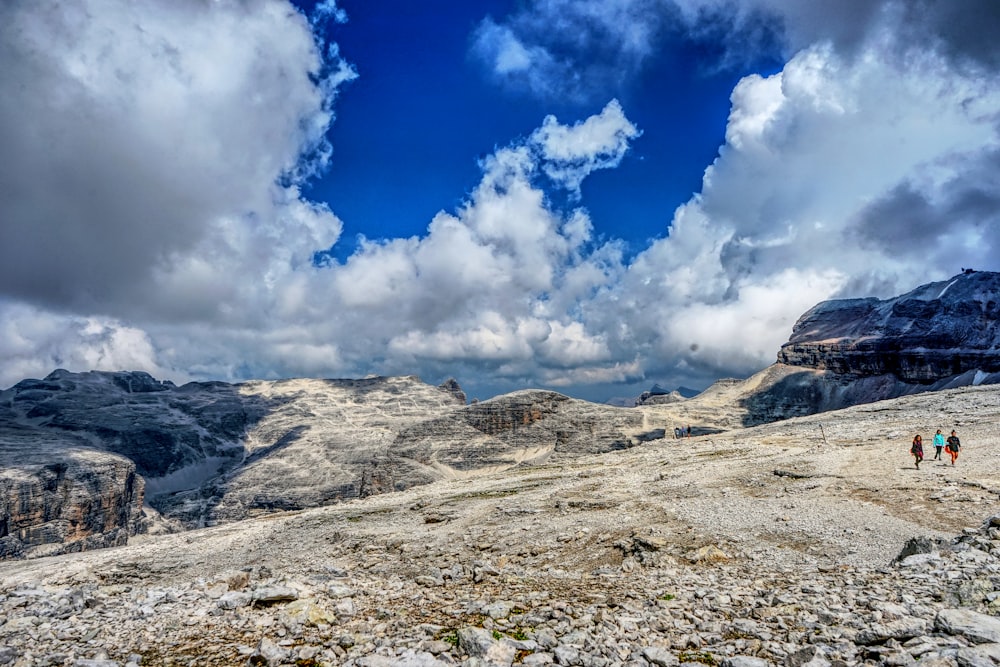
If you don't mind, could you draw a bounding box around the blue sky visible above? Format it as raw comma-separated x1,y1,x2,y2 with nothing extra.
1,0,999,402
305,0,778,262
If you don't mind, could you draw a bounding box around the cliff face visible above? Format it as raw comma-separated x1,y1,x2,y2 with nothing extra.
641,272,1000,430
0,439,144,560
728,271,1000,425
778,271,1000,382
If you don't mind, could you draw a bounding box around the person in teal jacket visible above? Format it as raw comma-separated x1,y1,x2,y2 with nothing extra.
932,429,945,460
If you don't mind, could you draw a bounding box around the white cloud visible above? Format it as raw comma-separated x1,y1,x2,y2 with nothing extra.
531,100,641,196
310,108,640,387
0,0,353,317
313,0,348,28
1,0,998,401
594,38,1000,381
0,301,178,387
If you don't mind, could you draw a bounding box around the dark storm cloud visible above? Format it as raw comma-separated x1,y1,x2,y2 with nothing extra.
898,0,1000,71
852,146,1000,262
0,0,345,316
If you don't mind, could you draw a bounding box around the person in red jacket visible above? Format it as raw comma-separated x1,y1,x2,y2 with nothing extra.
910,434,924,469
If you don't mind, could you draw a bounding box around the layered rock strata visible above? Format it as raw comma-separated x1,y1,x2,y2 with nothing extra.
0,442,143,560
779,270,1000,382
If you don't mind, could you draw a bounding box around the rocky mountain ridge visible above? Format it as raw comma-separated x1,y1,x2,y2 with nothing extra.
2,271,1000,561
0,373,664,559
779,270,1000,381
648,271,1000,428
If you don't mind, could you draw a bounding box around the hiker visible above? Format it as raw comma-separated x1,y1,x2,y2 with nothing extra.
946,430,961,466
932,429,945,460
910,434,923,469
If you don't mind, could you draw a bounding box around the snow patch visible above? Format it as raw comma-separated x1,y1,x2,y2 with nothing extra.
936,279,959,299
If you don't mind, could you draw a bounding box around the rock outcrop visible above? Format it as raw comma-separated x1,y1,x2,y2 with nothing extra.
0,441,143,560
748,271,1000,425
779,270,1000,382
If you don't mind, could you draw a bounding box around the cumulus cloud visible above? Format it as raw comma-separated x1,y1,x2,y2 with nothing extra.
1,0,999,401
315,105,639,387
460,0,999,392
0,0,353,317
530,100,641,196
595,36,1000,383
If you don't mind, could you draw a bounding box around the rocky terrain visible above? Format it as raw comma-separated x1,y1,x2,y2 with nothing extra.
0,373,666,558
5,271,1000,560
0,383,999,666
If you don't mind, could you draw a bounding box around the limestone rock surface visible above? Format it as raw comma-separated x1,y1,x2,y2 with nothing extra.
160,385,653,526
0,438,142,560
1,372,661,557
1,383,999,665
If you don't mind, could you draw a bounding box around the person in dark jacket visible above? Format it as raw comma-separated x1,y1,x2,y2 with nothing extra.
946,430,961,466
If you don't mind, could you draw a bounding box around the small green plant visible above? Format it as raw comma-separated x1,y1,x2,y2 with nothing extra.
439,631,459,647
679,651,716,665
510,628,530,641
659,593,675,601
492,630,503,640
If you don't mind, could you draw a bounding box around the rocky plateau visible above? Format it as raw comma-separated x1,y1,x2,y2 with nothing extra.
0,383,999,666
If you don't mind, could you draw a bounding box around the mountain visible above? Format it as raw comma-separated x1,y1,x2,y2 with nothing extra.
2,271,999,560
647,271,1000,429
3,275,1000,664
779,269,1000,382
608,383,703,407
0,372,663,559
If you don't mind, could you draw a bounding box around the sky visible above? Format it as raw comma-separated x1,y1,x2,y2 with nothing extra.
1,0,999,403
